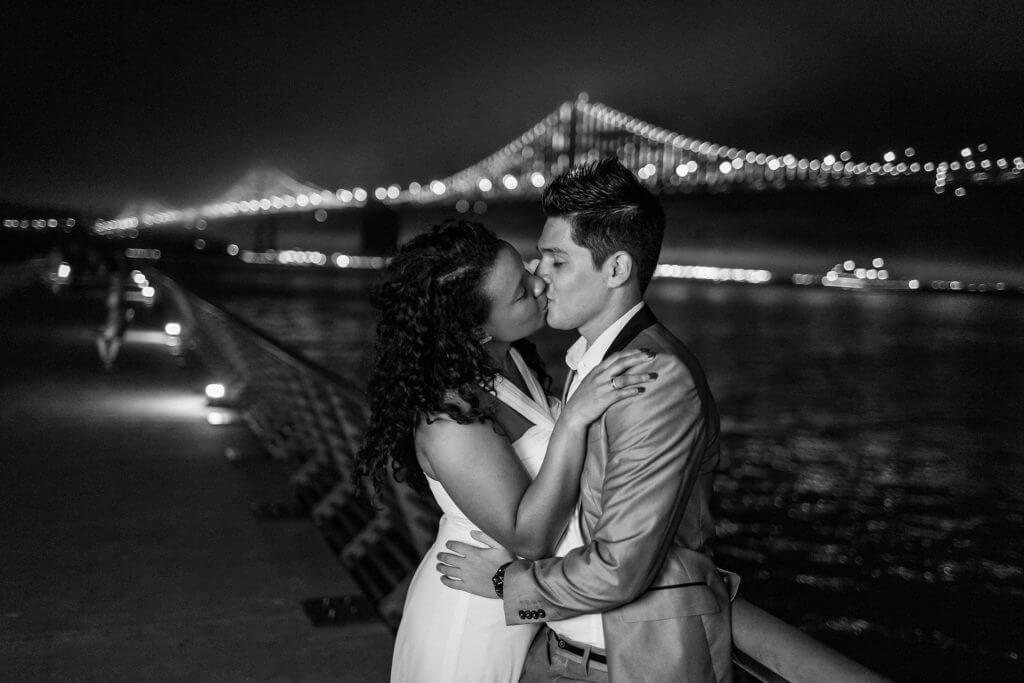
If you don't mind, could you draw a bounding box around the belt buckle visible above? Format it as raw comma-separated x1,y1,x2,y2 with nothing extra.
554,635,606,667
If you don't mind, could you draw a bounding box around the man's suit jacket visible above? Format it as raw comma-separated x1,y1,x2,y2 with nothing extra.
503,305,737,682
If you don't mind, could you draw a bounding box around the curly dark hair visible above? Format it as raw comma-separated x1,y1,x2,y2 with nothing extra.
356,220,550,499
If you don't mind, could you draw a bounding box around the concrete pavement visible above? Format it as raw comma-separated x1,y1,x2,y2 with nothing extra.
0,280,394,681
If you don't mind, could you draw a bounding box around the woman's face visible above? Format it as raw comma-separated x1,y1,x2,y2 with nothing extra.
479,242,548,343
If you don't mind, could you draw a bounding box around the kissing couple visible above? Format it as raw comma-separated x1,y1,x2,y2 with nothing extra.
357,158,739,682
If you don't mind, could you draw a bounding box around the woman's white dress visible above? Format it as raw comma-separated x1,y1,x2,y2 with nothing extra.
390,349,582,682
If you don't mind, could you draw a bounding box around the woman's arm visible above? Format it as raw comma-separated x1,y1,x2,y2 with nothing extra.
420,349,656,559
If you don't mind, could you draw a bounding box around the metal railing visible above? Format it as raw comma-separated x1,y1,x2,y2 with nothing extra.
152,270,440,628
157,270,889,682
731,598,888,682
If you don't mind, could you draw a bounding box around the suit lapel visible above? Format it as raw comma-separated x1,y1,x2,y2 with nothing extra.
561,304,656,401
603,304,658,359
561,368,574,403
578,305,658,546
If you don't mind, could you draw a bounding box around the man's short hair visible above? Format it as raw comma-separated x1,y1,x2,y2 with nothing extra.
542,157,665,292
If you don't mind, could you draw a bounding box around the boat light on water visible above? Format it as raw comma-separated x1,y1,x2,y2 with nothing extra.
822,259,910,291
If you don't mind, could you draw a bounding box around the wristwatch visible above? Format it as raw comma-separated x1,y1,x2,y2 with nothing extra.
492,561,513,598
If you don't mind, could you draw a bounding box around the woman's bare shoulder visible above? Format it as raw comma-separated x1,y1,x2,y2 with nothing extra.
416,410,494,441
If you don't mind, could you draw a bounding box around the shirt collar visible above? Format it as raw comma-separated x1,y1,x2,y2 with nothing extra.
565,302,645,378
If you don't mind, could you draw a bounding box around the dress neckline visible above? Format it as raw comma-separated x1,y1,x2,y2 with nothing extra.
492,348,554,428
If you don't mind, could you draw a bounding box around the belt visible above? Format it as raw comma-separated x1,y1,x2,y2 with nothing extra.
552,634,607,665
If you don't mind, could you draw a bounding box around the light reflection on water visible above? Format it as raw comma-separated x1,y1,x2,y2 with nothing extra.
209,272,1023,681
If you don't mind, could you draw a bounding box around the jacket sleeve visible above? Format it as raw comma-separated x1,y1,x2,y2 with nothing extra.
502,352,712,623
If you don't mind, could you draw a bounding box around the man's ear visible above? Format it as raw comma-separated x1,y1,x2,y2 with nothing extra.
605,251,634,288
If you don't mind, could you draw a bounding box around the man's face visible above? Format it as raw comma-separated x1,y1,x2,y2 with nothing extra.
535,216,608,332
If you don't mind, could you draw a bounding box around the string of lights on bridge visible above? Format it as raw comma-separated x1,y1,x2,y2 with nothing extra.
90,95,1024,236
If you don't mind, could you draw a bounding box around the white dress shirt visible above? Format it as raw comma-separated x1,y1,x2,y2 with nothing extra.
564,302,646,399
550,301,645,649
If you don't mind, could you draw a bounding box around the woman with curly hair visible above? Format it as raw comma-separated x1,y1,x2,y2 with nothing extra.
356,220,656,682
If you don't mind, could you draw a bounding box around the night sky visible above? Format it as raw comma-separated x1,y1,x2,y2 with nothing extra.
3,1,1023,213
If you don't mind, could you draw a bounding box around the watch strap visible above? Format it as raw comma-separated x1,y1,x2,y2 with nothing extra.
492,561,513,598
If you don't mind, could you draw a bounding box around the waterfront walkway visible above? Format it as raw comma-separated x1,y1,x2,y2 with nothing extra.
0,280,393,681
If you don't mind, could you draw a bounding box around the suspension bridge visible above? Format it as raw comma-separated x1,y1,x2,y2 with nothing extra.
91,94,1024,235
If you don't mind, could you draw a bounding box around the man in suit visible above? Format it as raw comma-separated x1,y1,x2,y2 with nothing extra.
437,158,737,682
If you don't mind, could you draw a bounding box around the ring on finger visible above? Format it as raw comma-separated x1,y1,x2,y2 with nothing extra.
610,377,619,390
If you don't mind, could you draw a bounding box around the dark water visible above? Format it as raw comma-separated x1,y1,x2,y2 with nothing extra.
196,268,1023,682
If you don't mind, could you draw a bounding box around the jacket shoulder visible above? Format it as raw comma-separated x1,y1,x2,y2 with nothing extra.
619,323,718,417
